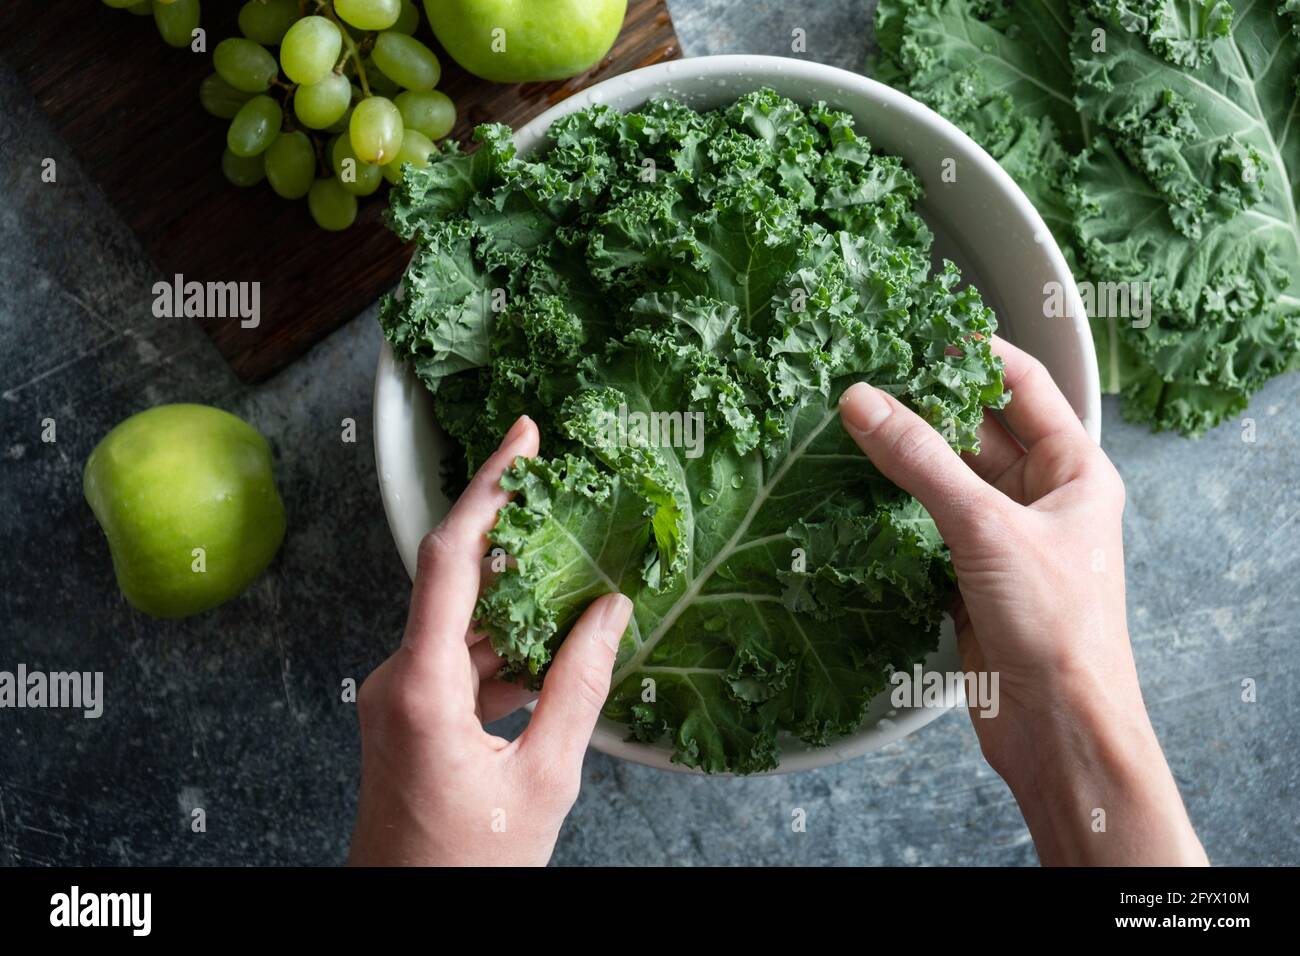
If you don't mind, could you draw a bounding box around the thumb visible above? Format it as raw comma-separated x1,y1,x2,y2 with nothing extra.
520,592,634,770
838,382,997,542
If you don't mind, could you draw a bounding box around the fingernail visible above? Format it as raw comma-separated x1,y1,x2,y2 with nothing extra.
504,415,532,444
839,383,892,434
599,593,633,650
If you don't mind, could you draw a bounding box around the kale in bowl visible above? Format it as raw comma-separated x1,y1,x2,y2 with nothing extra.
379,89,1006,774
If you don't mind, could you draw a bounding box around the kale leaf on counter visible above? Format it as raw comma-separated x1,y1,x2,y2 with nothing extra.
874,0,1300,435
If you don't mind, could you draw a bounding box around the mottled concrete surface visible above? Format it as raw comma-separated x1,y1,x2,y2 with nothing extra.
1,1,1296,867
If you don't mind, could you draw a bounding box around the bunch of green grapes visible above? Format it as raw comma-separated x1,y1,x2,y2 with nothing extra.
108,0,458,232
102,0,203,48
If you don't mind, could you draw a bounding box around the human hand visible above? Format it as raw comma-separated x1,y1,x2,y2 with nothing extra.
348,415,633,866
839,336,1206,866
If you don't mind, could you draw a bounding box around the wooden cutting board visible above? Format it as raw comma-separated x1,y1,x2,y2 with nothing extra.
0,0,680,383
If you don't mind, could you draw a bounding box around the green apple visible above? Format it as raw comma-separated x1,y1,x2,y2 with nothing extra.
424,0,627,83
84,404,286,619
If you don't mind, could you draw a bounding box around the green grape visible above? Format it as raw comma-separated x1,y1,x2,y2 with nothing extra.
394,89,455,141
335,0,401,31
102,0,142,9
237,0,298,45
227,95,282,157
308,177,358,231
280,16,342,85
264,131,316,199
294,73,352,129
390,0,419,34
349,96,403,164
200,73,253,119
370,32,440,91
381,128,436,184
222,148,265,187
330,135,383,196
127,1,153,15
214,38,279,93
360,57,401,97
153,0,199,48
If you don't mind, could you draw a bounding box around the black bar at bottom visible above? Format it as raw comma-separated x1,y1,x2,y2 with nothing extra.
0,865,1284,940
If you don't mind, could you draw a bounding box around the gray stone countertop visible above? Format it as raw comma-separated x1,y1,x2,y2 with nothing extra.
0,0,1295,866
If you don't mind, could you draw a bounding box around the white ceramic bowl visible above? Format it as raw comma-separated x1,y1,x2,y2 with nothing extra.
374,54,1101,774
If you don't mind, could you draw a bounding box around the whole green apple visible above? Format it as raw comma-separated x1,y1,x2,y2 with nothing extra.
84,404,286,619
424,0,627,83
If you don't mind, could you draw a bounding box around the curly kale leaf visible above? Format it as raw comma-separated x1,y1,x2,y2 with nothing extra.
1072,0,1300,432
875,0,1300,435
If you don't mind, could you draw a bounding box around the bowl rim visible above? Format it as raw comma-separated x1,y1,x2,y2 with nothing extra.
373,53,1100,775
